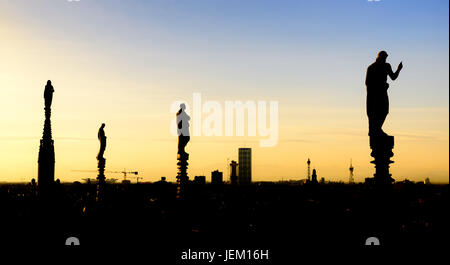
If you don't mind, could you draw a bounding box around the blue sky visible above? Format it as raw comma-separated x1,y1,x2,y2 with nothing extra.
5,0,447,105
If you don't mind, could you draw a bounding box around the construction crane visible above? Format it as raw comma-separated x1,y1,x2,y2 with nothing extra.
117,175,142,184
72,169,138,182
108,170,139,182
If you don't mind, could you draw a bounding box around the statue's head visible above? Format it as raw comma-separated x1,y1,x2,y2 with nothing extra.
101,123,105,128
376,51,388,63
47,80,52,85
180,103,186,111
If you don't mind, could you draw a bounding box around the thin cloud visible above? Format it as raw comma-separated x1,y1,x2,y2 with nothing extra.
280,139,316,143
0,136,37,141
394,133,437,140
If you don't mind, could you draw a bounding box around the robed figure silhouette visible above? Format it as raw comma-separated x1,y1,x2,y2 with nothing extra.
365,51,403,136
176,103,190,155
44,80,54,109
96,123,107,203
97,123,107,160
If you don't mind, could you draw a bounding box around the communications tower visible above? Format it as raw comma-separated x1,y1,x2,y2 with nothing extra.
349,159,354,184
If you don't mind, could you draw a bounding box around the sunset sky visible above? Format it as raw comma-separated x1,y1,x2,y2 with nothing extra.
0,0,448,183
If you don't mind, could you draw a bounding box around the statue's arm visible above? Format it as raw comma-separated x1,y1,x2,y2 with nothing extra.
387,63,402,81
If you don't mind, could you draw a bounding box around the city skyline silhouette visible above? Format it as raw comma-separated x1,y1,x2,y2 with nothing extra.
0,1,448,259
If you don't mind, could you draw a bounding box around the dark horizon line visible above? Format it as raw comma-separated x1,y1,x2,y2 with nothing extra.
1,180,448,185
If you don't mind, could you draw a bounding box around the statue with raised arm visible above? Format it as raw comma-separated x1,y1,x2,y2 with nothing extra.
365,51,403,136
365,51,402,186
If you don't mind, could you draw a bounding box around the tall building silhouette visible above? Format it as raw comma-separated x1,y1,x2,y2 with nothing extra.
194,176,206,185
211,170,223,184
238,148,251,184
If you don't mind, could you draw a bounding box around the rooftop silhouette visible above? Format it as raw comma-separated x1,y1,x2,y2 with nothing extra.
0,48,446,259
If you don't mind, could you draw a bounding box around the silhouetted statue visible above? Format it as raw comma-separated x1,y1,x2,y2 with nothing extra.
177,103,190,155
96,123,107,203
365,51,403,136
97,123,107,160
365,52,401,186
44,80,54,110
